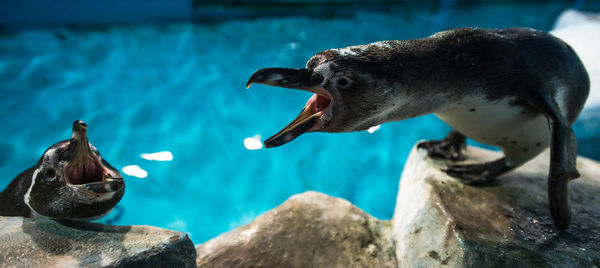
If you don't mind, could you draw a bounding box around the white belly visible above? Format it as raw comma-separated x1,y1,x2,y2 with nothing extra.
434,97,550,166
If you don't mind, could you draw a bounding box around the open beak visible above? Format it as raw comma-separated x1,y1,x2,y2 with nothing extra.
247,68,333,148
64,120,123,194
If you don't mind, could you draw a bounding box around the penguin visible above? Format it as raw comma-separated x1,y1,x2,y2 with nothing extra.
0,120,125,220
246,27,589,230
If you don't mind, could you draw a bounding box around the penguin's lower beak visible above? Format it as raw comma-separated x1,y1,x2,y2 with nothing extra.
247,68,333,148
64,120,123,194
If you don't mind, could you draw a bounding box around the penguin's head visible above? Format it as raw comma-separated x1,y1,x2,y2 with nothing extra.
24,120,124,220
247,42,402,147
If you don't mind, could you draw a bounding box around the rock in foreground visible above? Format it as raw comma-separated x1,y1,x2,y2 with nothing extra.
195,144,600,267
394,145,600,267
196,191,397,267
0,217,196,268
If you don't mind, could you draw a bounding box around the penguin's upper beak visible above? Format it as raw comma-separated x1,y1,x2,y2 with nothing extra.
246,67,323,90
247,68,333,148
64,120,123,194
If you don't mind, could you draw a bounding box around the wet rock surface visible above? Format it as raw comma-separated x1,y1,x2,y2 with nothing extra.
196,144,600,267
195,191,397,268
0,217,196,268
394,145,600,267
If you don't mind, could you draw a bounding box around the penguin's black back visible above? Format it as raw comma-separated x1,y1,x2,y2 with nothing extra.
0,167,34,217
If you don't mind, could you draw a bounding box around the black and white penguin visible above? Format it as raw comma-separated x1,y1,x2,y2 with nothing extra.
0,120,125,220
247,27,589,229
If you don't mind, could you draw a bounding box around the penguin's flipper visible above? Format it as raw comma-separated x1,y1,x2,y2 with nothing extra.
418,130,467,161
532,94,580,230
443,157,512,186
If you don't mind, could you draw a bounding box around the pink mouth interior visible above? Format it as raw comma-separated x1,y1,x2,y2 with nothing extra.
308,93,332,114
64,157,105,185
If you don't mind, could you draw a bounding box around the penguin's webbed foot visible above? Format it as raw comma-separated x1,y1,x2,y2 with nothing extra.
443,158,511,186
444,164,497,186
418,130,466,161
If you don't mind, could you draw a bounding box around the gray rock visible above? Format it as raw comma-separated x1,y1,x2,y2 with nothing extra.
195,143,600,267
0,217,196,268
196,191,397,268
393,145,600,267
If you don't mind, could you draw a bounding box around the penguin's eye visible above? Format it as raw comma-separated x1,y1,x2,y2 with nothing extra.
43,168,57,180
307,59,318,70
59,149,71,161
335,77,351,88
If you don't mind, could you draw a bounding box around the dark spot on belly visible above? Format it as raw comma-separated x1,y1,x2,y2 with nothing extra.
536,142,541,147
469,108,476,112
523,148,529,152
511,141,518,145
508,98,539,116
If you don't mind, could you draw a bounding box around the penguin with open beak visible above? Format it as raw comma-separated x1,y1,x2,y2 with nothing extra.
0,120,125,220
247,27,589,230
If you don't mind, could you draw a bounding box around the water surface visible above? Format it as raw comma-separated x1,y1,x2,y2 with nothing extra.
0,3,594,242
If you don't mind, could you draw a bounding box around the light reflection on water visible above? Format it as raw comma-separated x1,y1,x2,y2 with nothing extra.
122,165,148,178
140,151,174,161
243,135,263,150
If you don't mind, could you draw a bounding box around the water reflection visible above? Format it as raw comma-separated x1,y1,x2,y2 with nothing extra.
121,165,148,178
140,151,174,161
244,135,263,150
367,125,381,134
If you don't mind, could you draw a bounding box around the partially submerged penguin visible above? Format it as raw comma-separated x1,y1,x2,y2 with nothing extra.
0,120,124,220
247,27,589,229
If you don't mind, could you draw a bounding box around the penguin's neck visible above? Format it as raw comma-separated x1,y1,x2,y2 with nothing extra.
377,86,457,125
360,46,460,126
0,167,34,217
345,91,449,132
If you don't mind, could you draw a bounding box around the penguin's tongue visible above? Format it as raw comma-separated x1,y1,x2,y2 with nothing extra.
64,121,105,185
264,93,331,148
65,157,105,185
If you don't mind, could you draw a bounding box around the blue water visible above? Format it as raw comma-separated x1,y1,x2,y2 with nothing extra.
1,3,597,243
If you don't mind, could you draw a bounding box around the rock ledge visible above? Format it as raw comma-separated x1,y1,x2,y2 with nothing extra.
196,191,397,267
393,146,600,267
197,144,600,267
0,217,196,268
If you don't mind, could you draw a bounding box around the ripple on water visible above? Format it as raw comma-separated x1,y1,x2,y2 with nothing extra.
0,143,15,166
